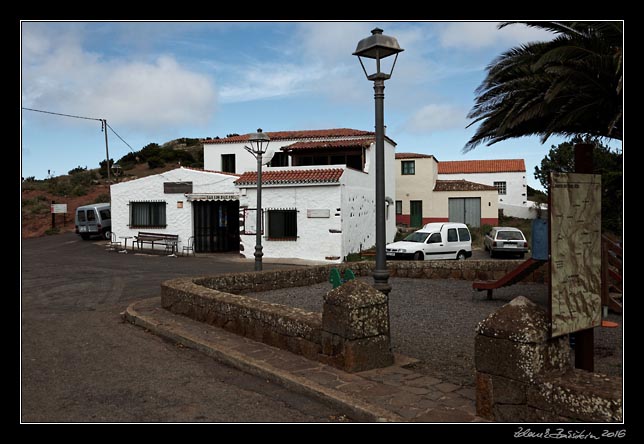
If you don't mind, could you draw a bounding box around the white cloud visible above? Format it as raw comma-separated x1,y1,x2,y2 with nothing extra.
22,25,216,131
406,104,468,133
438,22,554,50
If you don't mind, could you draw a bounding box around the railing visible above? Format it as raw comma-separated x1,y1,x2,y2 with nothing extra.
601,233,622,314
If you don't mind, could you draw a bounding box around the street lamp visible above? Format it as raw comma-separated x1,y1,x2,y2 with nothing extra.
354,27,403,295
244,128,271,271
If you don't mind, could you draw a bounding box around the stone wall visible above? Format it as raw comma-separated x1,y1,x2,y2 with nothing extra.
475,296,622,422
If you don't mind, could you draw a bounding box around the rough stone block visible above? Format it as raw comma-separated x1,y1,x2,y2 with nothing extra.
342,335,394,373
475,335,569,383
528,370,623,422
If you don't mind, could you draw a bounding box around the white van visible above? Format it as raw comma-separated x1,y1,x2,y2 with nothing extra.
386,222,472,260
75,203,112,240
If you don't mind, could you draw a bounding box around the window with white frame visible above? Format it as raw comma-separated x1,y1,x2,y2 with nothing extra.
130,201,167,228
494,181,507,195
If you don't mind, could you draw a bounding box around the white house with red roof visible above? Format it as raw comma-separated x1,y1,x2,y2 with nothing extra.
437,159,529,211
395,153,499,228
207,128,397,262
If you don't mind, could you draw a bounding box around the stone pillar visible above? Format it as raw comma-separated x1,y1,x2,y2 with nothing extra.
321,279,394,372
474,296,571,421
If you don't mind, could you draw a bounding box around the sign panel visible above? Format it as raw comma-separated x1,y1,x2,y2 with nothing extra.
243,208,263,235
549,172,602,337
164,182,193,194
50,204,67,214
307,209,330,218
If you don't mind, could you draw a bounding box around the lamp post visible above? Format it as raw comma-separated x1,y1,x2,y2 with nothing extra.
353,28,403,295
244,129,271,271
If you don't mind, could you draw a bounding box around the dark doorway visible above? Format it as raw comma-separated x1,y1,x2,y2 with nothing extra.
410,200,423,228
192,200,240,253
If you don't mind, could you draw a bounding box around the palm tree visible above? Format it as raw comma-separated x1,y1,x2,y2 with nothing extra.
464,22,622,152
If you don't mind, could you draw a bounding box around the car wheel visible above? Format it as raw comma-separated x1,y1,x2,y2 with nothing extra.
103,229,111,240
413,251,424,261
457,251,467,260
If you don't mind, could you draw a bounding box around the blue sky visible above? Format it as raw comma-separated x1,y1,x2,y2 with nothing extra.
21,21,604,189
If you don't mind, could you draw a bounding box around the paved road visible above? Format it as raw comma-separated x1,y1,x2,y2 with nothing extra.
21,233,344,423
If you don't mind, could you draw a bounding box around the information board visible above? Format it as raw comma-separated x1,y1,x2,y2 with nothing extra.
549,172,602,337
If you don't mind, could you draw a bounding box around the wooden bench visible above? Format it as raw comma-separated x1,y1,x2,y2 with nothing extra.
135,232,179,254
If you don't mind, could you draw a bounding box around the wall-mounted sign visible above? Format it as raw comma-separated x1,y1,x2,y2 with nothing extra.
307,209,331,218
50,204,67,214
164,182,193,194
549,172,602,337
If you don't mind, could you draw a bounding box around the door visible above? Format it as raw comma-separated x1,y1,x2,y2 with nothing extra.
193,200,240,253
448,198,481,227
410,200,423,227
422,232,450,260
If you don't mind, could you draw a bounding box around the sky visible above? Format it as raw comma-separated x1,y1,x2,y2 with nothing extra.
20,21,609,189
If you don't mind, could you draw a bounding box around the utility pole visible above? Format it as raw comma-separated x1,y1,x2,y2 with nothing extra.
102,119,111,183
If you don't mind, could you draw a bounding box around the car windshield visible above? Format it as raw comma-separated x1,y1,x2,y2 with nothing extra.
403,232,430,243
496,231,524,241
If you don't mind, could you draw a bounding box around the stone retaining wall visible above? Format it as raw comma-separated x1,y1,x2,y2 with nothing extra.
161,259,548,373
475,296,622,422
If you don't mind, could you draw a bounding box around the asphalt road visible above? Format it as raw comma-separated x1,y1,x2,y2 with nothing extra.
21,233,344,423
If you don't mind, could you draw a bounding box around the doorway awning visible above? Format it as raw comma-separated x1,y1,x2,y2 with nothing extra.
185,193,239,201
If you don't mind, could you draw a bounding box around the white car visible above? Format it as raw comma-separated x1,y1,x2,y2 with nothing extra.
386,222,472,260
484,227,529,258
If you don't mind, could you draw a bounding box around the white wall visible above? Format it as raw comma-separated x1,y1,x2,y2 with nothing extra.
363,140,397,243
204,140,296,174
437,171,527,207
110,167,238,251
500,201,549,219
341,168,376,255
238,176,343,262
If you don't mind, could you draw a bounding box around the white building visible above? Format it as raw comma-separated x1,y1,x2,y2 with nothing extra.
111,128,397,262
436,159,540,218
110,167,240,253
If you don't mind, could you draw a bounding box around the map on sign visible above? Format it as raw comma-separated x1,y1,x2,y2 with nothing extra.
550,172,602,337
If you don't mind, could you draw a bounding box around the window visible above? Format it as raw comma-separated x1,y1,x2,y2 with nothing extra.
269,152,288,167
87,210,96,221
99,209,111,220
221,154,236,173
130,201,166,228
458,228,471,242
78,211,86,222
395,200,402,215
401,160,415,175
494,181,507,195
268,210,297,239
428,233,442,244
447,228,458,242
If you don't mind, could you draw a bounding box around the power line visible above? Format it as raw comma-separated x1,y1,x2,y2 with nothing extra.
106,122,135,153
21,107,102,122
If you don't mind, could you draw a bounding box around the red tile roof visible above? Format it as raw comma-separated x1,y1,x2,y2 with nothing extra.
203,129,374,144
437,159,526,174
433,180,498,192
281,138,374,152
235,168,344,186
395,153,435,160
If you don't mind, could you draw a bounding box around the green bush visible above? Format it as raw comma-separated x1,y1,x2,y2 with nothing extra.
93,193,111,203
147,157,165,169
70,184,89,197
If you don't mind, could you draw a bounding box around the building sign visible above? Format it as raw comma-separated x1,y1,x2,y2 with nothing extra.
549,172,602,337
50,203,67,214
164,182,193,194
242,208,263,235
307,209,331,218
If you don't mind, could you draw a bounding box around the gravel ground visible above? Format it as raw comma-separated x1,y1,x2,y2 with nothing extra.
247,277,623,387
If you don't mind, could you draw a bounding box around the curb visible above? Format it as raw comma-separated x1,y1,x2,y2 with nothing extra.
122,298,402,422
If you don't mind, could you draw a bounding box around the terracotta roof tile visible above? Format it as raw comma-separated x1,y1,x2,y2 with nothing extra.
395,153,435,160
235,168,344,186
433,180,498,192
437,159,526,174
203,128,374,144
281,138,374,151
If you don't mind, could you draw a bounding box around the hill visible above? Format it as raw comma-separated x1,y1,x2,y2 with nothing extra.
21,138,204,239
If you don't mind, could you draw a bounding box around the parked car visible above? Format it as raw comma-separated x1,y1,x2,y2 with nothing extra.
75,203,111,240
484,227,529,258
386,222,472,261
